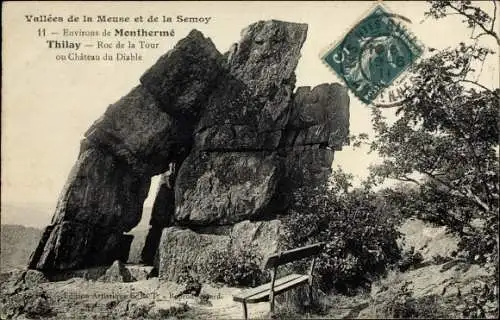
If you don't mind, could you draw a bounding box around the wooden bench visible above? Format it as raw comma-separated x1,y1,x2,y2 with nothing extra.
232,242,325,319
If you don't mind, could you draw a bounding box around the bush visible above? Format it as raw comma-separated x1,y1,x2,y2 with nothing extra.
378,282,445,318
204,247,269,287
367,272,448,319
281,185,401,294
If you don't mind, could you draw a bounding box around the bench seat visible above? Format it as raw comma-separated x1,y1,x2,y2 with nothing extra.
233,273,309,303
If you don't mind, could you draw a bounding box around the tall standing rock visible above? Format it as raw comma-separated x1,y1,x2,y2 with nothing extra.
194,20,308,151
155,22,349,279
174,20,308,227
281,83,350,188
156,83,350,278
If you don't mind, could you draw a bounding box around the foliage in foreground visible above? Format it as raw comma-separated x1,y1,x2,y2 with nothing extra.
204,247,269,287
281,182,402,294
349,2,499,317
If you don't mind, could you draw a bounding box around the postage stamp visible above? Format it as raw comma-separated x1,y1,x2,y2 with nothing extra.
322,4,423,105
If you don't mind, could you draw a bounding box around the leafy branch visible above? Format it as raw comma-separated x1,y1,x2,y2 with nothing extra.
426,0,499,44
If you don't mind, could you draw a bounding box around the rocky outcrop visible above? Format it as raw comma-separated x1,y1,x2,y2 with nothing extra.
173,20,308,229
281,145,335,188
29,20,350,275
29,30,224,271
280,84,349,191
194,21,307,151
140,30,223,120
398,218,459,263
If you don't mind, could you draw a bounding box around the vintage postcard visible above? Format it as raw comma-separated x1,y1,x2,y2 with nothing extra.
1,1,498,319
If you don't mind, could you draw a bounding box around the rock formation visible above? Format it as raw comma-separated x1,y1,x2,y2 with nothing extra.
28,20,350,278
28,29,223,271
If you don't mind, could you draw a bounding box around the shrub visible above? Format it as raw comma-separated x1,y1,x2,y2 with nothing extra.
204,247,269,287
367,273,448,319
384,284,445,318
281,185,401,294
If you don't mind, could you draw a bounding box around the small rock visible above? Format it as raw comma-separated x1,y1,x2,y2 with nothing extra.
99,260,135,283
23,270,49,287
125,265,155,281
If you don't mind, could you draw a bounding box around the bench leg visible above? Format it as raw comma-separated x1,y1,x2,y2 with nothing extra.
242,302,248,320
270,292,275,315
308,284,313,306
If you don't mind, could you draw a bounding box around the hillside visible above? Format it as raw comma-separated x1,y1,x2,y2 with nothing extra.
0,225,148,272
0,225,42,271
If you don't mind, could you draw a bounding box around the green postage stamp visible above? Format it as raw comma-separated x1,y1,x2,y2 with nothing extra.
322,4,423,105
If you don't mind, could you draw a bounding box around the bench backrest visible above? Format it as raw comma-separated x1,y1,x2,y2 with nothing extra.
263,242,324,270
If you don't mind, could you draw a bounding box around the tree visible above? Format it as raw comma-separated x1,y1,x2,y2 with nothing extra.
426,0,499,45
364,0,499,263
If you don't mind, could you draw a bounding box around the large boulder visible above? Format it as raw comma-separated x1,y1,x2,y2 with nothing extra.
51,148,150,231
174,151,283,225
157,220,285,280
28,147,147,270
84,86,184,175
29,28,226,272
140,29,224,119
193,20,308,151
281,145,336,188
276,84,349,192
157,227,230,281
230,219,283,263
29,221,133,271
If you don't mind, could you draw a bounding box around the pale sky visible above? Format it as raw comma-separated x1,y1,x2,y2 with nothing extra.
2,1,498,226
